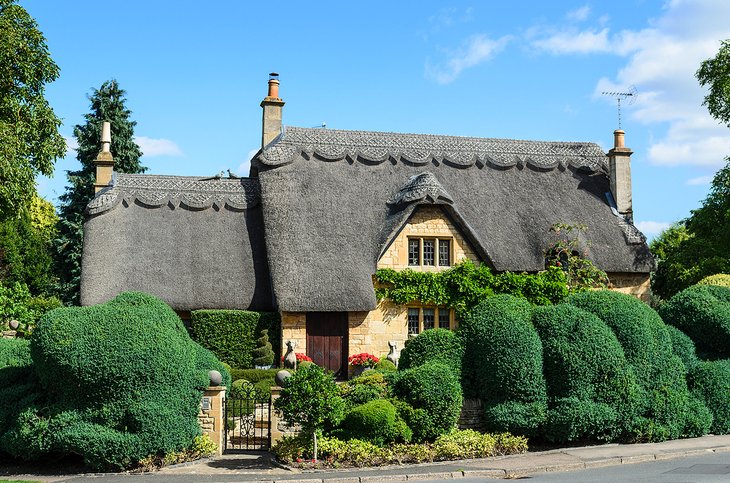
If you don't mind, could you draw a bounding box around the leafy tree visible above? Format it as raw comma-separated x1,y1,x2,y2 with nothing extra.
54,80,146,304
274,364,345,461
651,41,730,299
0,0,65,220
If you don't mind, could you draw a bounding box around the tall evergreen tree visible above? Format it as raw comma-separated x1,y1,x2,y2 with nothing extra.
54,80,146,304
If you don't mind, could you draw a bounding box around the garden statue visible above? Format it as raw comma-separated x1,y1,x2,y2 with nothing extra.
283,340,297,370
387,340,399,367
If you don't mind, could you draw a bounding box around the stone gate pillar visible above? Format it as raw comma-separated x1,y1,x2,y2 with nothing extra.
198,386,226,455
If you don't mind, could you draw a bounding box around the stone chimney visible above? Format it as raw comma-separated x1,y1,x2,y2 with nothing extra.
260,72,285,148
93,121,115,193
608,129,633,221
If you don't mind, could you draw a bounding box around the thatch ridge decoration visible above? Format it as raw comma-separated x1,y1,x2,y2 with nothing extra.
259,126,608,171
387,172,454,206
86,173,261,215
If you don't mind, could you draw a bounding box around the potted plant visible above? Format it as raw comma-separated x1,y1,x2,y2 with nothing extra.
348,353,379,377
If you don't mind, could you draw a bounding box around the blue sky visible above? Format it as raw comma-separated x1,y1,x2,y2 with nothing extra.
26,0,730,239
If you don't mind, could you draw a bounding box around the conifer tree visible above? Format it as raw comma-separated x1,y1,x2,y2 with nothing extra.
54,80,146,304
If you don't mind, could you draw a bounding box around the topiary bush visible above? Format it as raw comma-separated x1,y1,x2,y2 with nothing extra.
189,310,281,368
398,328,463,377
338,399,412,445
688,360,730,434
374,358,396,372
698,274,730,288
252,328,275,367
531,304,640,442
340,371,389,410
0,338,39,439
666,325,699,370
0,291,230,470
566,290,691,441
458,295,546,436
390,362,462,442
659,284,730,360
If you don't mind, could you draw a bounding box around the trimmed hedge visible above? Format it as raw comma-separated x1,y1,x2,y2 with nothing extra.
391,362,463,442
0,292,230,470
458,295,546,436
666,325,699,370
0,338,38,438
398,328,463,376
659,284,730,360
688,360,730,434
189,310,281,369
566,290,691,441
339,399,412,445
531,304,640,442
698,274,730,288
341,371,389,410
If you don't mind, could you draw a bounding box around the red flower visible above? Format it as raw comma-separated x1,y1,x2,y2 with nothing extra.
280,352,313,363
348,353,379,367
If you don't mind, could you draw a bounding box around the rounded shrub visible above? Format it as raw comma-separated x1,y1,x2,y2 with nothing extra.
567,290,691,441
665,325,698,370
341,371,388,410
531,304,640,442
698,274,730,288
374,358,396,372
0,338,39,438
458,295,546,436
398,328,463,377
339,399,412,445
2,291,230,470
688,360,730,434
391,362,462,441
659,284,730,359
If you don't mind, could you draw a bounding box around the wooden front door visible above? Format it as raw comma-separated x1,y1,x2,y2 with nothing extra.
306,312,348,379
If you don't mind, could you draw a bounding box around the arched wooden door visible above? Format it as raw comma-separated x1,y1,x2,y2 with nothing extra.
306,312,348,379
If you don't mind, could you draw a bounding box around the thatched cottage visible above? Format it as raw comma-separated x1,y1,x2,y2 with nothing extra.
81,75,653,377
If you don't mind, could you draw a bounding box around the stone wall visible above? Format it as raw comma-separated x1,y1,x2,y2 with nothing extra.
607,272,652,302
198,386,226,455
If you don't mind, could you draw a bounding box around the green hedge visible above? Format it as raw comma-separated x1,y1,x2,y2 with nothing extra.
340,371,388,410
458,295,546,436
339,399,412,445
688,360,730,434
666,325,699,370
398,328,463,377
391,362,462,442
659,284,730,360
189,310,281,369
566,290,691,441
531,304,640,442
0,291,230,470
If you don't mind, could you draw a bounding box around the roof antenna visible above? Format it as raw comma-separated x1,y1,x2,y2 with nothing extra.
602,85,638,129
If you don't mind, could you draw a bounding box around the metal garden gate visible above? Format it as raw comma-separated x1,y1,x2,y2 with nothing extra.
225,394,272,451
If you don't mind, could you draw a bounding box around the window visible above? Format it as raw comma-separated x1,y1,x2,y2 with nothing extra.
407,307,454,334
407,237,452,267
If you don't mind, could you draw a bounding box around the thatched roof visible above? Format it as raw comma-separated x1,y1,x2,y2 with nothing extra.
81,174,273,311
253,126,654,312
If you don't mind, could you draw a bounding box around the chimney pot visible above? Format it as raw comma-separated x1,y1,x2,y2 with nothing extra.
613,129,625,149
608,130,633,221
261,72,285,148
101,121,111,153
93,121,115,193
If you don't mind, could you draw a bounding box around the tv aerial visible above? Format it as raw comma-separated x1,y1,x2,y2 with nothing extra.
602,85,638,129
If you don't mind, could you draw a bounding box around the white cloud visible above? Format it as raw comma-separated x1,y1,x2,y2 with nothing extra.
566,5,591,22
532,28,611,54
426,34,511,84
686,175,714,186
134,136,183,157
236,148,260,176
64,136,78,156
635,220,671,237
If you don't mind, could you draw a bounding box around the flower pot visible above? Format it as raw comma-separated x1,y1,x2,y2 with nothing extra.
352,365,372,378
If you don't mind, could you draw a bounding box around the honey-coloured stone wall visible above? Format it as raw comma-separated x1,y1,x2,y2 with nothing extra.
607,272,652,302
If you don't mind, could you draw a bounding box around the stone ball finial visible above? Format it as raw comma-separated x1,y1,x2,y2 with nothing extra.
208,370,222,386
275,370,291,387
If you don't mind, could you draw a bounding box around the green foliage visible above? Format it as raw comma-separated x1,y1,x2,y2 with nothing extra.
0,0,65,220
340,371,388,410
698,274,730,288
390,362,462,441
398,328,463,377
252,328,275,367
0,281,62,335
545,223,610,290
374,358,396,372
697,39,730,128
54,80,147,304
532,304,640,442
659,284,730,359
339,399,412,445
375,259,569,318
0,291,230,470
688,360,730,434
274,364,345,438
651,163,730,299
458,295,547,435
566,290,692,441
0,210,56,296
665,325,699,370
190,310,281,369
683,396,713,438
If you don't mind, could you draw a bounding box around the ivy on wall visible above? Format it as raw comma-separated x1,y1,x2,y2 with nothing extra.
374,260,570,317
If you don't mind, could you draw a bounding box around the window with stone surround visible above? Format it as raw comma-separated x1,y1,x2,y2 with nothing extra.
407,237,452,267
407,306,454,335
